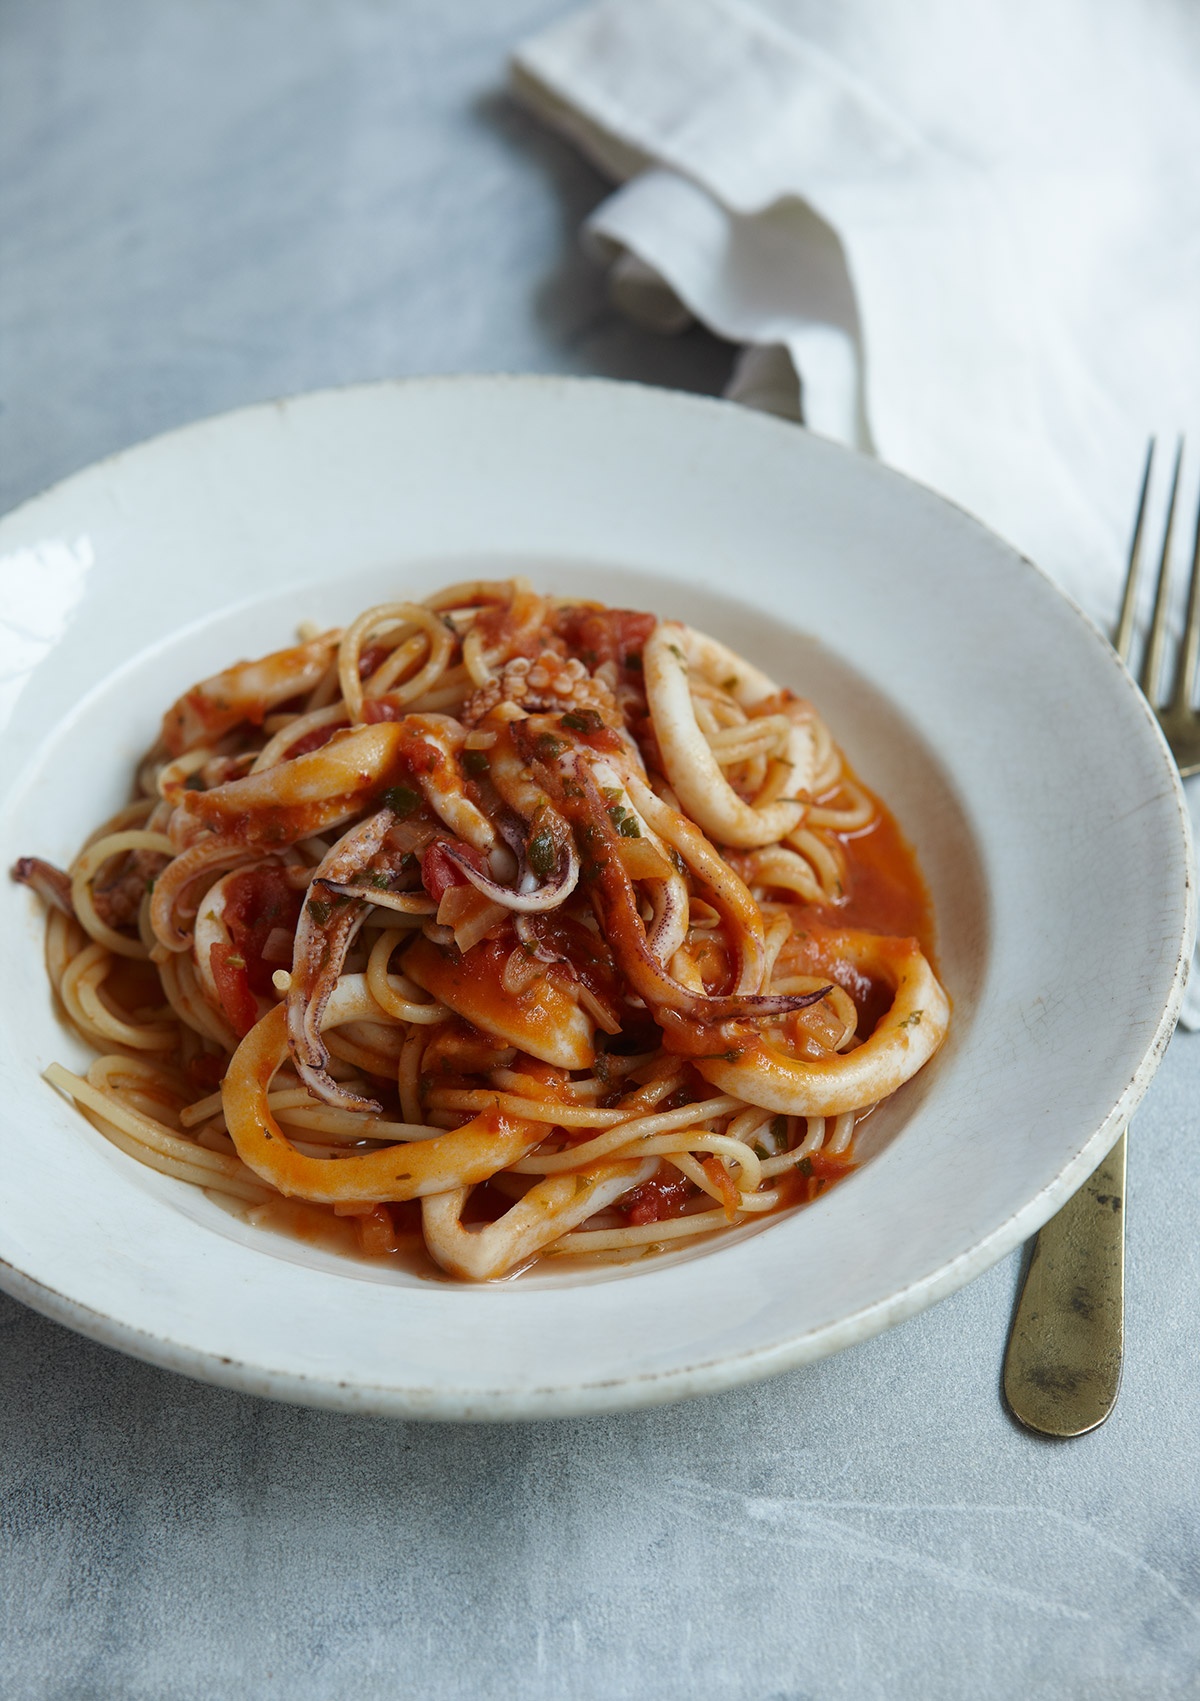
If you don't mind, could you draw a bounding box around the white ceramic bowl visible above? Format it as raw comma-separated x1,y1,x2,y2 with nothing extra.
0,377,1190,1418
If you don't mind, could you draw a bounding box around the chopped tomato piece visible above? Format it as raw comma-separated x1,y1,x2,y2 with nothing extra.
361,698,405,724
420,839,486,904
209,941,259,1036
621,1171,695,1225
357,642,391,679
221,867,303,996
285,722,344,757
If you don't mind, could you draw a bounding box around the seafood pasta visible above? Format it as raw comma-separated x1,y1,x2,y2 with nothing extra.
15,580,948,1280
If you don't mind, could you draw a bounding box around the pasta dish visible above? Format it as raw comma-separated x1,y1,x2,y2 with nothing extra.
14,579,948,1280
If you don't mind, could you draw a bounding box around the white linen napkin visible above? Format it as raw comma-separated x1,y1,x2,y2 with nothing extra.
513,0,1200,1025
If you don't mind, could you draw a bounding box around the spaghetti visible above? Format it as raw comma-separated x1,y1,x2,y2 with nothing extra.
15,579,949,1280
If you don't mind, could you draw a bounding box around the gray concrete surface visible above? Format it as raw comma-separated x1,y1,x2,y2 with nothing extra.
3,5,1199,1696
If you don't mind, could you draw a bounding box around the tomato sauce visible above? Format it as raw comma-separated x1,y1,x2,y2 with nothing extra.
284,721,345,758
809,784,935,959
242,1194,441,1279
788,778,937,1041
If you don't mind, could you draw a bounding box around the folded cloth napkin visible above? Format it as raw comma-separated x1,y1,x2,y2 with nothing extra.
513,0,1200,1024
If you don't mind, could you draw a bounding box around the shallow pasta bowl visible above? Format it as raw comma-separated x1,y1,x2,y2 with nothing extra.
0,376,1190,1419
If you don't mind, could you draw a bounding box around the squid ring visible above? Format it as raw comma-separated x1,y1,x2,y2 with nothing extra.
694,930,950,1116
643,621,815,849
223,979,544,1202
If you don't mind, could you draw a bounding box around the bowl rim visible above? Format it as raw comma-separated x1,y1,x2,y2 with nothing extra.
0,372,1191,1420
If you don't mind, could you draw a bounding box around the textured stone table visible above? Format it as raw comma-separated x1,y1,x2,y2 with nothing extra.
3,6,1199,1697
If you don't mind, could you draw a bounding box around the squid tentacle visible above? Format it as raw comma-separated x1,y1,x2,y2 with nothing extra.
439,830,579,912
564,758,825,1024
286,808,399,1111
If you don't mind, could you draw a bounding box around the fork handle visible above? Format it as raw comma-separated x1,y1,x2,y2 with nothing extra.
1002,1130,1126,1437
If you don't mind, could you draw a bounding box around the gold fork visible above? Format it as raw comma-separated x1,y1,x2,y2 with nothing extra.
1003,437,1200,1437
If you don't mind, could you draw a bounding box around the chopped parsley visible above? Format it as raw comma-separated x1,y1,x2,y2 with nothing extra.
382,784,421,818
560,709,604,734
306,898,331,926
462,749,490,776
527,828,557,879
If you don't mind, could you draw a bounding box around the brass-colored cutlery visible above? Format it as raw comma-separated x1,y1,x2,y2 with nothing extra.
1004,438,1200,1436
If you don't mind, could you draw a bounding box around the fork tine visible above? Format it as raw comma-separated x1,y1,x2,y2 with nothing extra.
1141,436,1184,699
1115,437,1155,665
1170,455,1200,710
